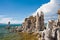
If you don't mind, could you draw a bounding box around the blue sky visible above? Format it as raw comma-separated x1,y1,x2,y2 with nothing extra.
0,0,50,24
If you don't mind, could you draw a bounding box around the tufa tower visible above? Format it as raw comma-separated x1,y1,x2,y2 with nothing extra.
36,11,44,31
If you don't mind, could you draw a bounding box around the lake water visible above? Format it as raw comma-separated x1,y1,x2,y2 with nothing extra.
0,24,22,38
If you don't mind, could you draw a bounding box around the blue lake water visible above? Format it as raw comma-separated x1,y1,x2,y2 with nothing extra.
0,24,22,37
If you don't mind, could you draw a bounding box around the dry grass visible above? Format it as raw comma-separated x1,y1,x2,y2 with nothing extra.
18,32,38,40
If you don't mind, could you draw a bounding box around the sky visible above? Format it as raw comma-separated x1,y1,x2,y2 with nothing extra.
0,0,50,24
33,0,60,23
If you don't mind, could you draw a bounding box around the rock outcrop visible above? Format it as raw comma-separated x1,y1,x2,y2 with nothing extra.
22,11,45,32
39,10,60,40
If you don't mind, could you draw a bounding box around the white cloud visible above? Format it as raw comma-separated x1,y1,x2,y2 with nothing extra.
0,15,23,24
33,0,60,23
